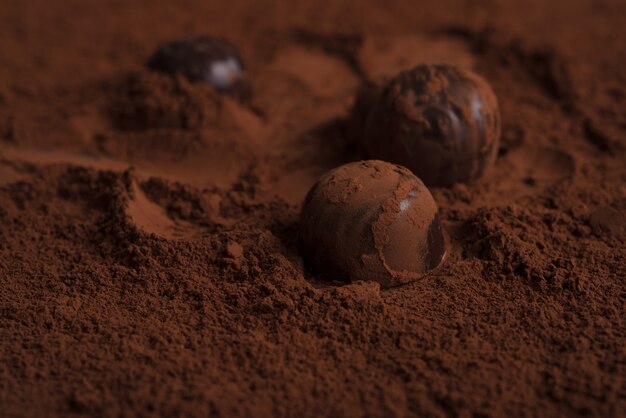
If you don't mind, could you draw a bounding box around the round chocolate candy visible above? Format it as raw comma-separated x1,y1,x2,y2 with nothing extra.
147,36,249,97
298,160,446,288
363,65,501,187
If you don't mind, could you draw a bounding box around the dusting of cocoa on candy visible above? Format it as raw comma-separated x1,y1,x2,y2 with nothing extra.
298,160,446,288
363,64,501,187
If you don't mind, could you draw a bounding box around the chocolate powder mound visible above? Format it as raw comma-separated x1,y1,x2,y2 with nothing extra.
1,1,626,417
107,71,221,131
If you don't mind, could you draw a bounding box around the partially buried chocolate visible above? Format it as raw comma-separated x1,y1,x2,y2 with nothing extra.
363,65,501,187
298,160,446,288
147,36,249,97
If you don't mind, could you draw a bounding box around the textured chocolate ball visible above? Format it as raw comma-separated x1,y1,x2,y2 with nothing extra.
298,160,446,288
363,65,501,187
147,36,249,97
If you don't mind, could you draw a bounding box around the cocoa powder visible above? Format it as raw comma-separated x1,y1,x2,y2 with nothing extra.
0,1,625,417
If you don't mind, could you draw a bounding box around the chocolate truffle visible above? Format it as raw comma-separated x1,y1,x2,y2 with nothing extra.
147,36,249,97
298,160,446,288
363,65,501,187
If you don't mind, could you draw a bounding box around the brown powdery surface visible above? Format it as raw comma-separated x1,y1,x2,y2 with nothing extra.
0,0,625,417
